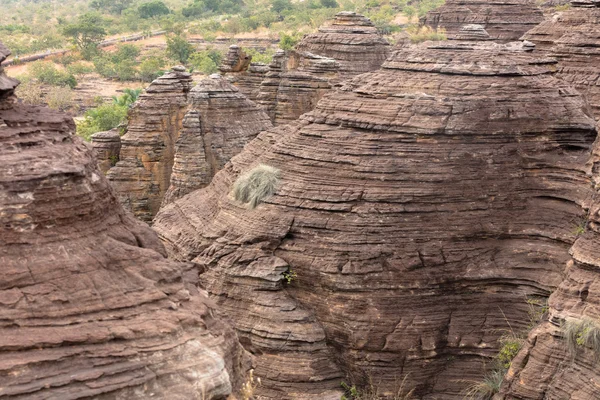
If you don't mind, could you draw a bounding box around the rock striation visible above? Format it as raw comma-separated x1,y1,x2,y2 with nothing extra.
91,129,121,174
107,67,193,222
294,11,391,79
522,1,600,120
219,45,268,103
107,67,270,222
163,74,273,205
225,12,390,126
153,41,598,398
422,0,545,42
0,44,247,399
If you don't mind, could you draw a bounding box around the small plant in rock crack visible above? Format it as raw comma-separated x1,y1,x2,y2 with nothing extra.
562,317,600,357
109,155,119,167
282,269,297,285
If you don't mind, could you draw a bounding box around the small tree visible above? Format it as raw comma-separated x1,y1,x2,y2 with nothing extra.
279,33,299,50
62,13,106,60
166,34,195,64
271,0,293,14
138,0,170,19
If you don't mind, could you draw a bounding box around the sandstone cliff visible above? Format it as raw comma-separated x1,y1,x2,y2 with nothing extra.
153,41,598,398
0,44,247,399
163,74,273,205
107,67,193,222
522,0,600,119
106,69,271,222
220,45,268,102
422,0,545,41
91,129,121,174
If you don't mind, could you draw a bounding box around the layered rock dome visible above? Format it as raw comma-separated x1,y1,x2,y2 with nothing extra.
422,0,545,41
0,44,247,399
522,0,600,119
153,41,598,398
107,71,272,222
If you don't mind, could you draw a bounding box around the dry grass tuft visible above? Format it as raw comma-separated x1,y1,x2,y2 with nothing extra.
562,317,600,357
232,164,280,209
462,368,504,400
407,26,447,43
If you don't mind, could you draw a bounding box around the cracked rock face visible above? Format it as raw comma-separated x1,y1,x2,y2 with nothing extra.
153,41,598,399
422,0,545,42
522,1,600,120
0,44,247,400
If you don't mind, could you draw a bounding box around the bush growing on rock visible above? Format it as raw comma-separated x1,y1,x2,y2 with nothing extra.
232,164,280,209
562,317,600,356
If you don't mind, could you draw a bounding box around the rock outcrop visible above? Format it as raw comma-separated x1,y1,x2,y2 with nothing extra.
153,41,598,398
227,12,390,126
219,45,268,102
107,68,270,222
107,67,193,222
91,129,121,174
163,74,273,205
294,11,391,79
522,1,600,119
422,0,545,41
0,44,247,399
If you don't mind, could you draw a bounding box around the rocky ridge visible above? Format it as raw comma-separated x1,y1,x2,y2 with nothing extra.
153,40,598,399
0,43,247,399
422,0,545,41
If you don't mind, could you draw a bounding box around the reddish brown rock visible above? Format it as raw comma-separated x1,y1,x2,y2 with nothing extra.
219,45,269,102
163,74,273,205
91,129,121,174
522,1,600,119
153,41,598,398
0,44,248,399
422,0,545,41
107,67,193,222
294,11,391,80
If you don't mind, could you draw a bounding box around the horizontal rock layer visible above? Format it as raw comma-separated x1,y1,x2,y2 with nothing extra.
163,75,273,205
0,44,247,400
522,2,600,120
91,129,121,174
107,68,193,222
422,0,545,41
154,41,598,398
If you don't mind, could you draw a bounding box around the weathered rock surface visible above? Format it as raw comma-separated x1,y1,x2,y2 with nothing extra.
163,75,273,205
91,129,121,174
154,41,598,399
228,12,389,125
0,44,247,399
294,11,391,79
522,1,600,119
422,0,545,41
107,67,193,222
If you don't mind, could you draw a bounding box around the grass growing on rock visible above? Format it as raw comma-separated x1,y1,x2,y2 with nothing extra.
462,369,504,400
562,317,600,357
232,164,280,209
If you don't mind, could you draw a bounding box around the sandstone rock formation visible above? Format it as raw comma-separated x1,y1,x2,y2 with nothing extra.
0,44,247,399
422,0,545,41
294,11,391,79
107,66,193,222
107,68,270,222
219,46,269,103
163,74,273,205
225,12,390,126
91,129,121,174
153,41,598,399
522,1,600,119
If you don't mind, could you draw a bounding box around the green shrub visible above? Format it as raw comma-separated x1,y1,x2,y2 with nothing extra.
67,62,95,76
139,57,166,82
76,102,129,141
279,33,300,50
497,335,524,369
138,0,170,19
28,61,77,88
189,49,223,74
166,34,195,64
245,48,275,64
232,164,280,209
